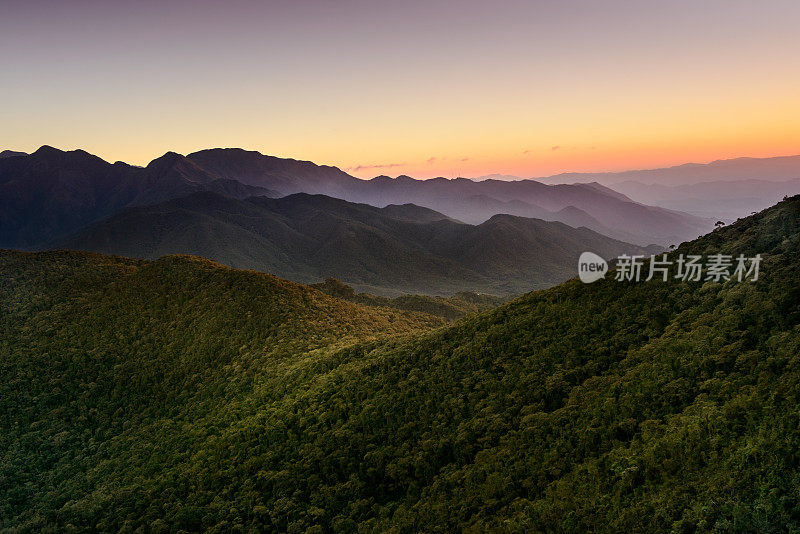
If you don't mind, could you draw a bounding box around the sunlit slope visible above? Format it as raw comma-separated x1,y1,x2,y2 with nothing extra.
0,250,442,531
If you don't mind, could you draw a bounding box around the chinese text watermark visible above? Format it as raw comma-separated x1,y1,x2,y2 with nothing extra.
579,252,762,284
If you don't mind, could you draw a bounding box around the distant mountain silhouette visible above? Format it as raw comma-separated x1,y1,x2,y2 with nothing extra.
184,149,712,245
0,150,27,159
0,146,274,248
1,146,716,251
541,154,800,186
187,148,357,197
56,192,658,296
612,178,800,220
477,155,800,220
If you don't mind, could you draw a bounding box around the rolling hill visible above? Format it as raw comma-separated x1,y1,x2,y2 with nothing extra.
310,277,508,320
56,191,659,296
1,195,799,532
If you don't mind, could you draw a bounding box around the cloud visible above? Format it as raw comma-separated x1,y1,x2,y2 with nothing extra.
546,145,596,152
345,162,405,172
522,149,530,155
426,157,437,164
460,157,469,162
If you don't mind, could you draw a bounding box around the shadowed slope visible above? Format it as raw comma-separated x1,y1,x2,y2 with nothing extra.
58,191,657,295
0,147,274,249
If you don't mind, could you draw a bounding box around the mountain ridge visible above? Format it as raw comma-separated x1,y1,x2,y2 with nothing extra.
0,146,713,249
613,177,800,220
542,153,800,186
55,190,659,296
183,148,712,245
0,146,275,248
477,154,800,186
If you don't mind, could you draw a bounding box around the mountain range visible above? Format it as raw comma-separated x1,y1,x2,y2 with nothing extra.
56,191,659,295
478,155,800,219
2,194,799,532
0,147,274,249
0,146,714,252
612,178,800,220
184,148,713,245
499,153,800,186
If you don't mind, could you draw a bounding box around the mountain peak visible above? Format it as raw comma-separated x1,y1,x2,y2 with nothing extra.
26,145,109,166
145,151,202,175
33,145,63,156
0,150,27,159
147,151,186,167
142,151,222,189
370,175,417,183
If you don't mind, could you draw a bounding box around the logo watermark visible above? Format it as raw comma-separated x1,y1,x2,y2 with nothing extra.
578,251,608,283
579,253,762,283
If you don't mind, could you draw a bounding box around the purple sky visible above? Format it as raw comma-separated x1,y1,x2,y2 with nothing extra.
2,0,799,178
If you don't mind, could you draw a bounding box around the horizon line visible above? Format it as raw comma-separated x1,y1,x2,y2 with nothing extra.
5,144,800,184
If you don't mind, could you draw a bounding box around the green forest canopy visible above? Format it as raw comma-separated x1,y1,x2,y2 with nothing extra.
1,195,799,532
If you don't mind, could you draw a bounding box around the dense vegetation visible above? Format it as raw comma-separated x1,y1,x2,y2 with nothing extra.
0,252,442,532
310,277,508,320
1,196,799,532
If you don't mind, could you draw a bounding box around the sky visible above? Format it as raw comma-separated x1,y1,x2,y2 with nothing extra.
2,0,799,179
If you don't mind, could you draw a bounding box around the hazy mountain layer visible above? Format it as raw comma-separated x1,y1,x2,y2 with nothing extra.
550,154,800,186
57,191,658,295
613,178,800,220
0,146,714,249
489,155,800,220
186,148,712,245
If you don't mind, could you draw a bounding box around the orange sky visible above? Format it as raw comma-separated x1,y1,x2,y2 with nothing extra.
2,1,799,179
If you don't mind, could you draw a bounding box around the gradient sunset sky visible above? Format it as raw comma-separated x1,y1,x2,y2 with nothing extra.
2,0,799,179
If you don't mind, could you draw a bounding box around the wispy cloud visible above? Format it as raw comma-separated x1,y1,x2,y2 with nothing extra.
460,157,469,162
544,145,597,152
345,162,406,172
426,156,437,164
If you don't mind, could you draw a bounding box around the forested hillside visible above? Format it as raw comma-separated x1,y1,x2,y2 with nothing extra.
0,251,443,532
1,196,799,532
57,191,659,296
310,277,508,320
